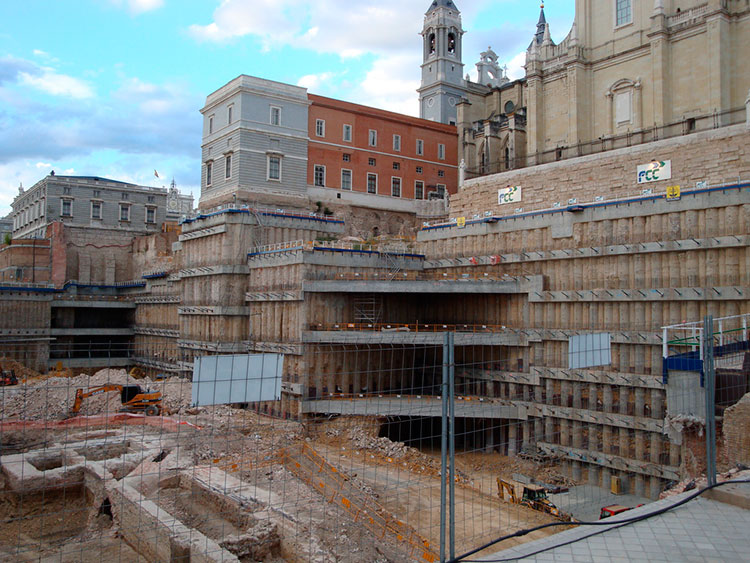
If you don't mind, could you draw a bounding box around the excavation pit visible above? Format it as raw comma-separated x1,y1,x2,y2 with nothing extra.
150,475,282,561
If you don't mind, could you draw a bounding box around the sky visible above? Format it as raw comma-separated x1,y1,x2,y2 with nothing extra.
0,0,575,215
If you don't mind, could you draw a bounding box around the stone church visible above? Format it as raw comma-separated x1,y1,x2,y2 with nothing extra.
419,0,750,180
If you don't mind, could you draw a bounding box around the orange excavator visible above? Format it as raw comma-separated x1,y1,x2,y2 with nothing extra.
70,384,162,417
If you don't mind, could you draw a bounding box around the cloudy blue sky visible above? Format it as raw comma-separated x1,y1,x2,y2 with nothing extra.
0,0,574,214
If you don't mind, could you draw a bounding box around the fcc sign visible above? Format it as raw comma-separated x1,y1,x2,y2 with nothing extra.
637,160,672,184
498,185,522,205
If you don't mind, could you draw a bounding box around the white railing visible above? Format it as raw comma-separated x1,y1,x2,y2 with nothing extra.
662,312,750,360
667,4,708,28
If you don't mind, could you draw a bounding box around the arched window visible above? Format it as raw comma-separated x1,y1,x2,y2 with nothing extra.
429,33,436,55
447,33,456,54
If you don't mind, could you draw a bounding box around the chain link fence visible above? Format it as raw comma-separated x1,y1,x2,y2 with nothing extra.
0,323,748,561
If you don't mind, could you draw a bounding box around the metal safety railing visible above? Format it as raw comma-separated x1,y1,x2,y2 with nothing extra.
309,322,510,333
305,271,511,282
662,312,750,360
249,239,423,258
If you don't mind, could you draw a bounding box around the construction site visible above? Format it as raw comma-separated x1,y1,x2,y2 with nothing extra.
1,114,750,560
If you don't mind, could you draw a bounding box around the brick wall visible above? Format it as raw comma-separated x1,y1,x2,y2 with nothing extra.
0,240,51,283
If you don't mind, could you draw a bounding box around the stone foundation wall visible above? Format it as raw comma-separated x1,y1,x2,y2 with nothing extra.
452,125,750,219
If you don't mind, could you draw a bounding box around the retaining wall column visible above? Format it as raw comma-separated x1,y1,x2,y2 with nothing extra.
651,389,664,419
634,388,645,417
545,417,555,443
589,383,599,410
508,422,518,456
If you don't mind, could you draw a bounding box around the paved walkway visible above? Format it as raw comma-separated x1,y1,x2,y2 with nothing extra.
474,481,750,562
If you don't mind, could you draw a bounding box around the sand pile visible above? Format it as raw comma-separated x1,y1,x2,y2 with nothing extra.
0,359,41,381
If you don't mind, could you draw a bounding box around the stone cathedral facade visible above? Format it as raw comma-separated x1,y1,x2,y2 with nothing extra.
419,0,750,179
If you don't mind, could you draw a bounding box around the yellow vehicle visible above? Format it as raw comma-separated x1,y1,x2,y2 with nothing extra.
70,384,162,416
497,478,563,518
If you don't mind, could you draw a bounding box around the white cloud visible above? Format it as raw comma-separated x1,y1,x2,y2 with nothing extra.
35,162,51,169
356,53,421,116
19,69,94,99
297,73,335,91
189,0,423,56
505,51,526,81
110,0,164,15
32,49,49,58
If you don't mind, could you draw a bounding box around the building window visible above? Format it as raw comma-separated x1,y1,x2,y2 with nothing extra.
436,184,446,198
438,170,445,177
391,177,401,198
368,129,377,147
206,161,213,186
615,0,632,26
342,153,351,162
314,165,326,187
146,207,156,224
416,166,423,174
61,199,72,217
121,192,129,200
93,190,101,198
316,119,325,137
615,90,632,124
341,169,352,190
393,134,401,151
209,115,214,134
416,139,424,156
343,124,352,142
393,162,400,170
438,143,446,160
225,153,232,179
268,155,281,181
91,201,102,220
415,181,424,200
270,106,281,126
63,186,72,195
119,204,130,222
368,158,376,166
147,195,155,203
367,173,377,194
227,105,233,125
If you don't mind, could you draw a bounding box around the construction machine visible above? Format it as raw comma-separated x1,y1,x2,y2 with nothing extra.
599,503,643,520
1,369,18,386
70,384,162,416
497,478,564,518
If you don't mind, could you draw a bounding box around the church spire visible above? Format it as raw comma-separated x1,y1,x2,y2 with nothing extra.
535,3,547,44
427,0,459,13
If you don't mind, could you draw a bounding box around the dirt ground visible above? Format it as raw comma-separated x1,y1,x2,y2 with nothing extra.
1,372,573,562
0,482,146,563
309,418,567,559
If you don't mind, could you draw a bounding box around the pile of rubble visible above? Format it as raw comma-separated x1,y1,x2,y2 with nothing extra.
0,369,193,420
348,428,410,458
659,466,750,499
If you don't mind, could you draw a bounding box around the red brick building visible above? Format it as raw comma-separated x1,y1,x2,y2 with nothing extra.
308,94,458,201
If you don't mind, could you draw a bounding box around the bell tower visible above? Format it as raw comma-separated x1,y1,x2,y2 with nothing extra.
418,0,466,125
